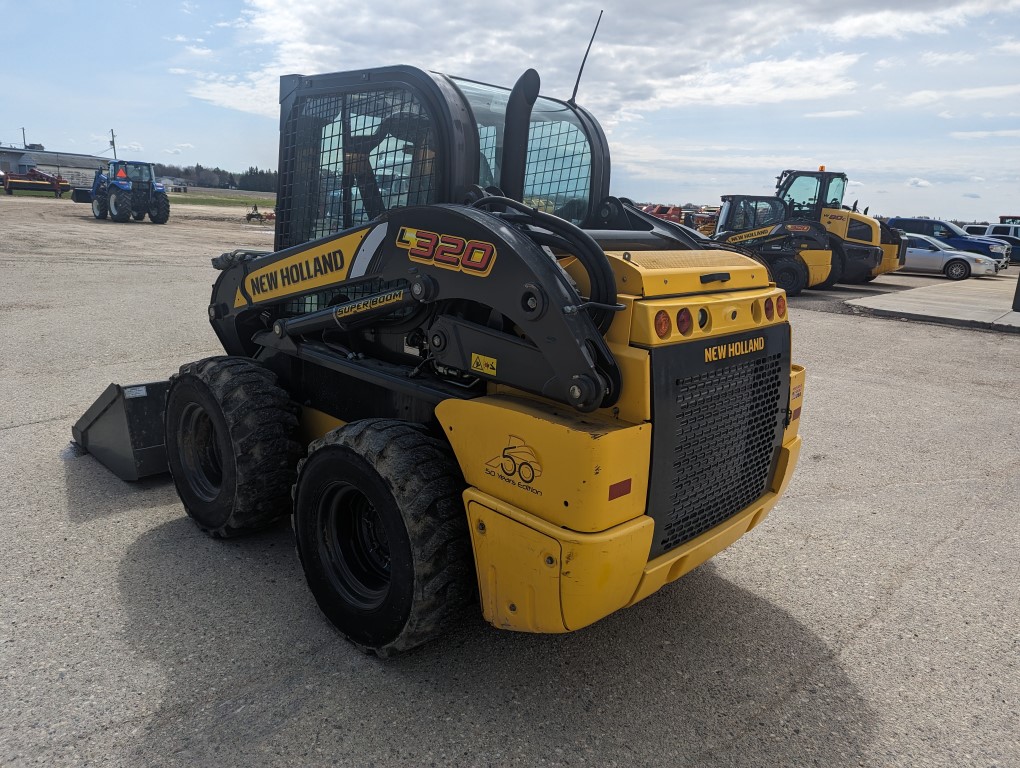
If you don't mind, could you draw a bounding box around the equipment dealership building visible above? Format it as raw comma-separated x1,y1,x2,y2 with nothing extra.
0,146,107,188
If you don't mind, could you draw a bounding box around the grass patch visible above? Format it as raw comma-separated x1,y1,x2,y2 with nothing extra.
168,193,276,208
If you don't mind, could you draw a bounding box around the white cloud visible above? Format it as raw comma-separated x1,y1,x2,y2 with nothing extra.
962,192,981,198
122,142,144,152
995,39,1020,55
907,178,932,187
804,110,862,118
950,129,1020,139
186,46,213,56
819,2,1020,40
903,83,1020,107
920,51,976,66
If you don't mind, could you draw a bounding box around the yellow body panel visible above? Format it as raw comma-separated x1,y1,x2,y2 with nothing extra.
798,249,833,287
629,286,788,347
465,491,655,632
436,396,651,532
297,406,346,445
873,243,903,277
604,249,770,297
464,434,801,632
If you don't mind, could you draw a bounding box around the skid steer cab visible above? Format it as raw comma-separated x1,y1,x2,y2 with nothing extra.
71,160,170,224
713,194,833,296
74,65,805,656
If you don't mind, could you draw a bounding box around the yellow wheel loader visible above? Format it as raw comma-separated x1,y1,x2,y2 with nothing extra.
74,66,805,655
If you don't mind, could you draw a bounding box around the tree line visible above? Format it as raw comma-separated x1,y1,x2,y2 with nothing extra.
153,163,278,192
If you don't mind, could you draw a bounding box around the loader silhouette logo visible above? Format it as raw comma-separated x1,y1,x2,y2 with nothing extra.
486,435,543,486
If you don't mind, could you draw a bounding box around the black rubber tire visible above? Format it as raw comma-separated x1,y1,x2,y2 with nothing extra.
165,356,301,537
132,210,146,221
859,274,876,283
91,193,108,220
108,187,132,222
769,256,809,296
150,191,170,224
293,419,474,656
944,259,971,281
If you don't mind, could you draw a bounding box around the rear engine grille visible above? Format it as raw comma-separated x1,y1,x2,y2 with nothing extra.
648,328,788,557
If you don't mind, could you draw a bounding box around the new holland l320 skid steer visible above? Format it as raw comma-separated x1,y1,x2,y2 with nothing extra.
74,66,805,655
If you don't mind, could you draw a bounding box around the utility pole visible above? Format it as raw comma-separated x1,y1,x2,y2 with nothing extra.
109,129,117,160
21,127,27,148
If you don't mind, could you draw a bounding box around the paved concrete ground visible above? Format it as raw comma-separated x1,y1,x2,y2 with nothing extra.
846,272,1020,332
1,196,1018,767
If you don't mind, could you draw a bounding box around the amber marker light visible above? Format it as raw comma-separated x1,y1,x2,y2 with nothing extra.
676,307,693,335
777,295,787,317
654,310,671,339
764,297,774,320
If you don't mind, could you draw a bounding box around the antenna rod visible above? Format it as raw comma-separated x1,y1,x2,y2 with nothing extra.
568,10,603,105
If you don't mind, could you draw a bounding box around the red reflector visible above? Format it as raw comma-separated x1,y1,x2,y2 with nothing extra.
676,307,693,335
764,297,774,320
608,478,632,501
777,295,787,317
654,310,671,339
792,407,802,421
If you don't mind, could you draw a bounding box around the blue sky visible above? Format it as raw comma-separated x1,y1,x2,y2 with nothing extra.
4,0,1019,221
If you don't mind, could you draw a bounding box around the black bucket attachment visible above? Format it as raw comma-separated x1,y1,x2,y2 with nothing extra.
72,382,171,481
71,188,93,204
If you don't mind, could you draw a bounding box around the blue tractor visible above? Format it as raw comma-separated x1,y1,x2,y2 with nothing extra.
71,160,170,223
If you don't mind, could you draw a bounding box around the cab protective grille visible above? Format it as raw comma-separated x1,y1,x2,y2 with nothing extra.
647,327,789,557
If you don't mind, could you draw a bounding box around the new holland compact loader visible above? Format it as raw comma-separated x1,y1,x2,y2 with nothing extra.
711,194,833,296
74,66,805,656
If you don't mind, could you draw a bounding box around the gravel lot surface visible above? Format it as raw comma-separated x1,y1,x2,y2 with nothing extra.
1,195,1017,767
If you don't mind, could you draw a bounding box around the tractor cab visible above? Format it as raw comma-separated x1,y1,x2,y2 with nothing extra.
775,167,850,220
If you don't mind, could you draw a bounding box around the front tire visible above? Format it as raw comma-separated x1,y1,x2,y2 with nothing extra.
165,357,301,537
293,420,474,656
770,256,808,296
150,191,170,224
944,259,971,281
108,187,132,222
91,194,108,220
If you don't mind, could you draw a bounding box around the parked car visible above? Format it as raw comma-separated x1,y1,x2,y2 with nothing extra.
887,217,1010,270
901,234,997,280
961,224,1020,263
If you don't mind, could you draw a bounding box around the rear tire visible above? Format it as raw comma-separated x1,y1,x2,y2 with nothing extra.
769,256,808,296
165,356,301,537
91,194,108,220
108,187,132,222
944,259,971,281
293,419,474,656
132,211,146,221
150,191,170,224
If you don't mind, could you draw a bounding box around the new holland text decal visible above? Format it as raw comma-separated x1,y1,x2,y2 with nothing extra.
233,229,369,307
704,336,766,363
485,435,542,495
396,226,497,276
727,226,774,243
